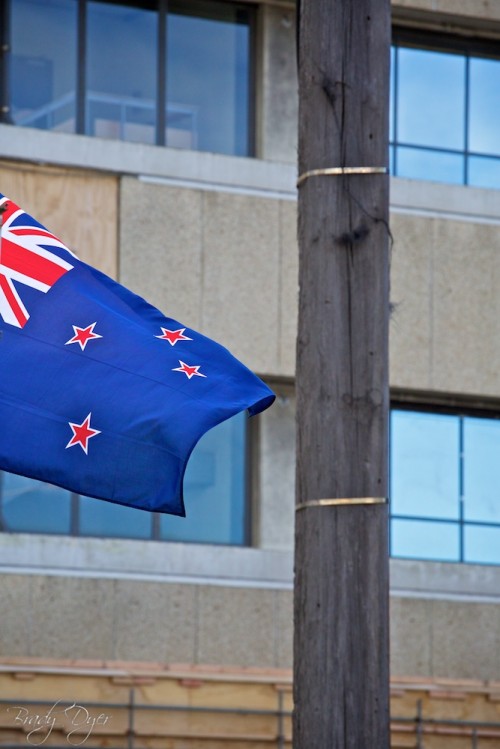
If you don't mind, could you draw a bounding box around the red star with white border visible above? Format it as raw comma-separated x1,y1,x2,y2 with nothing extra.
65,322,102,351
172,360,207,379
156,327,192,346
66,413,101,454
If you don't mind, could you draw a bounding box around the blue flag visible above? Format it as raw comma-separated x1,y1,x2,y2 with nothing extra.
0,194,274,516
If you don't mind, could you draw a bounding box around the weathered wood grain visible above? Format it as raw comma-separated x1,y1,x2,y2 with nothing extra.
294,1,391,747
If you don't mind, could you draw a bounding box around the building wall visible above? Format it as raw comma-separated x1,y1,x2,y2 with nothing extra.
1,0,500,685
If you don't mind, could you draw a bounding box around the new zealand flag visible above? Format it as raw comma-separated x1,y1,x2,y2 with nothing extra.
0,194,274,516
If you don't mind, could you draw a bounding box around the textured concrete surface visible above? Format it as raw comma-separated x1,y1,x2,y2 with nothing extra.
120,178,288,375
278,200,299,374
201,190,281,372
258,384,295,551
120,180,203,328
390,212,433,390
112,580,196,663
430,600,500,680
30,576,114,660
258,5,298,164
393,0,500,26
196,586,277,666
390,597,433,676
390,211,500,398
0,575,32,657
2,572,500,679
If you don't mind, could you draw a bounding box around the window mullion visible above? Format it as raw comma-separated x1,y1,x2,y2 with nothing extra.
76,0,87,134
464,53,470,185
157,0,167,146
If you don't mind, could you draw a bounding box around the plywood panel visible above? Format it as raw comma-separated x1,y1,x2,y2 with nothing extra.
0,160,118,278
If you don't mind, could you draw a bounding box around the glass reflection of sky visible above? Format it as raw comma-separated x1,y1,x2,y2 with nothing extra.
469,57,500,156
167,5,250,156
463,418,500,523
397,47,465,150
391,409,500,563
391,43,500,188
391,410,460,520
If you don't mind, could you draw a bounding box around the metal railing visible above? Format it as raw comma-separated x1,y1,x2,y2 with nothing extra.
1,694,500,748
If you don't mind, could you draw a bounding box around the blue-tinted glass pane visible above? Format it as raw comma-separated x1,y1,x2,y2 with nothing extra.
396,147,464,184
468,156,500,190
160,413,247,544
390,46,396,143
391,410,460,519
389,145,395,175
391,518,459,561
469,57,500,156
167,1,251,156
397,47,465,150
79,496,152,539
0,473,71,534
463,417,500,523
464,525,500,565
10,0,77,132
87,2,157,144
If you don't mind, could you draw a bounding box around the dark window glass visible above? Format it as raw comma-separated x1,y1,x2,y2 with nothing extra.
166,1,251,155
0,413,248,545
9,0,78,132
86,1,157,144
6,0,253,156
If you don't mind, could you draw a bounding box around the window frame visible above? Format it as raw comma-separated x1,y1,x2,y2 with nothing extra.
0,0,257,157
391,26,500,186
390,397,500,565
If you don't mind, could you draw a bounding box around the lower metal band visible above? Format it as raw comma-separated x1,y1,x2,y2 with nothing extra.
296,497,387,511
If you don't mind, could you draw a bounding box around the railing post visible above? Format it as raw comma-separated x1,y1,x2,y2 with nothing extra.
416,699,424,749
128,687,135,749
277,690,285,749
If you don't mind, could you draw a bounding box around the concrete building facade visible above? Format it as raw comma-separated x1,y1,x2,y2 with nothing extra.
0,0,500,742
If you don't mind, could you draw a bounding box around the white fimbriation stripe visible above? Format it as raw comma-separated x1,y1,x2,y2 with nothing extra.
0,265,50,293
0,276,28,327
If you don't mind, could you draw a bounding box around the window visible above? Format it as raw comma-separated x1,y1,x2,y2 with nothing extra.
0,412,250,545
390,407,500,564
391,29,500,188
1,0,254,157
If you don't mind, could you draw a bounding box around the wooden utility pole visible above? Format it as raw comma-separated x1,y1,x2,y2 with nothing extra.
294,1,391,748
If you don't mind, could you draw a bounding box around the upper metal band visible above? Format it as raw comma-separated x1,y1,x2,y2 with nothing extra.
297,166,388,188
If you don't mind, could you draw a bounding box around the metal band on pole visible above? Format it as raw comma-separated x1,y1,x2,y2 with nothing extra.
296,497,387,511
297,166,388,188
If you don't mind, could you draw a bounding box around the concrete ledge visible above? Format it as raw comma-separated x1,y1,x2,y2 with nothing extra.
390,558,500,601
1,534,499,600
2,124,500,222
0,533,294,589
